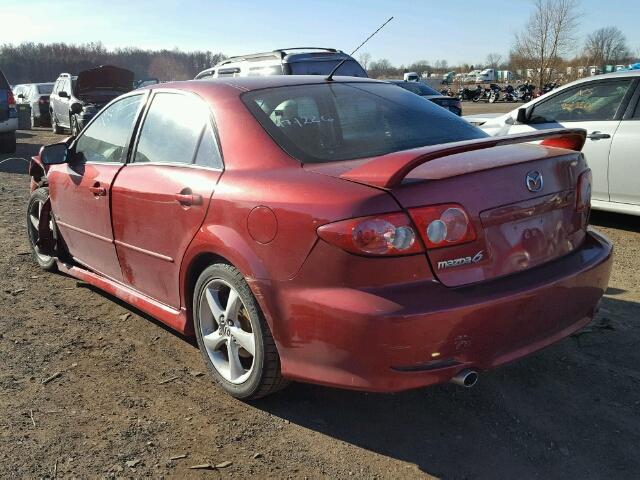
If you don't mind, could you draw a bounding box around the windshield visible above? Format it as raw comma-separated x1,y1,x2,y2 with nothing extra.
289,60,367,77
242,82,486,164
37,84,53,94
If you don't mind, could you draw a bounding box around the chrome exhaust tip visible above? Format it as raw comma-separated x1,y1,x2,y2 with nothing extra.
450,369,479,388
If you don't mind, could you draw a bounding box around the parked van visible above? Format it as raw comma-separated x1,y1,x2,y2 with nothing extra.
195,48,367,79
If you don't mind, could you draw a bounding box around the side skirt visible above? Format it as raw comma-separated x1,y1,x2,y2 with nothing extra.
56,260,192,335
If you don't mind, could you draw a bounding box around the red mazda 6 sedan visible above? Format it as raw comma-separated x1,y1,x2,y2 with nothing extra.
27,76,612,399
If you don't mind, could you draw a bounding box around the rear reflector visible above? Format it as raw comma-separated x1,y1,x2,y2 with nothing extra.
408,204,476,249
317,213,423,256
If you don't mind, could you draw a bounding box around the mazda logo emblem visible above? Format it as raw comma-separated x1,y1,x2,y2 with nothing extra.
525,170,544,192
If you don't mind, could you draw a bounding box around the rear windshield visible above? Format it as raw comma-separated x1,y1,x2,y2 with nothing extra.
242,82,485,163
37,84,53,94
289,60,367,77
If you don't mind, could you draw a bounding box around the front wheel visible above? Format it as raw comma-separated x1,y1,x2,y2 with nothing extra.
26,187,57,271
193,263,288,399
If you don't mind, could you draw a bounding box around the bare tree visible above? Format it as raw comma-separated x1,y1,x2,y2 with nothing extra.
486,52,503,69
512,0,581,88
584,26,629,67
357,52,372,70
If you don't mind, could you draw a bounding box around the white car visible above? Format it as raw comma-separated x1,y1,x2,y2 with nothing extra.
473,71,640,216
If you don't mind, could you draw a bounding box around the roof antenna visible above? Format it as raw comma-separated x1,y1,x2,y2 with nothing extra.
325,16,394,82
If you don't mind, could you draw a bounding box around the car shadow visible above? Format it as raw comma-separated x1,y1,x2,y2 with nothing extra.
70,278,198,348
251,295,640,479
590,210,640,233
53,268,640,478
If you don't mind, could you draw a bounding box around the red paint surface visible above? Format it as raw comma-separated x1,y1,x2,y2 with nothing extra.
35,77,613,392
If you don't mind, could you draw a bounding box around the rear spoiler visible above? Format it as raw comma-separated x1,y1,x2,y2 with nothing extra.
340,128,586,189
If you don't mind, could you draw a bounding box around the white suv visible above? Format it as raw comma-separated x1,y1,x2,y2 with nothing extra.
195,48,367,79
0,68,18,154
472,71,640,216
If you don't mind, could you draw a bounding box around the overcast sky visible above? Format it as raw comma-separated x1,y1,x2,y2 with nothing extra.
5,0,640,65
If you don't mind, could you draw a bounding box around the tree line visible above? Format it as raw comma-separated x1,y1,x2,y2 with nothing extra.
362,0,638,87
0,42,226,84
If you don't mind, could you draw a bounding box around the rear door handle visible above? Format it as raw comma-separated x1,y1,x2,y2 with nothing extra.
174,193,203,206
89,184,107,196
587,131,611,140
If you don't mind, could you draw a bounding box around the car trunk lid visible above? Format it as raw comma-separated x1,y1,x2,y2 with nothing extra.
399,145,587,286
75,65,134,96
306,128,589,287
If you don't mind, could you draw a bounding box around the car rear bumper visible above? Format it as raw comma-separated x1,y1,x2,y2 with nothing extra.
0,117,18,133
260,229,613,392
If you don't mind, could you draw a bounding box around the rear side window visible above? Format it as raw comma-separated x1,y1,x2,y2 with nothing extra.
38,84,53,94
194,126,223,169
243,82,486,163
134,92,211,165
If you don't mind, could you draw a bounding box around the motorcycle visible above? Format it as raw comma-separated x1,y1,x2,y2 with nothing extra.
515,83,535,102
440,86,455,97
475,84,501,103
458,86,483,102
499,84,519,102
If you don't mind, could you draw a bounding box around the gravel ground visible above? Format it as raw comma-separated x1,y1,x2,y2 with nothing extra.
1,123,639,479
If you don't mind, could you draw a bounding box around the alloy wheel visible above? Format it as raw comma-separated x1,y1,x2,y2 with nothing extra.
198,279,256,384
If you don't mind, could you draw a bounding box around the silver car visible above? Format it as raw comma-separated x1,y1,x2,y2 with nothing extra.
471,71,640,216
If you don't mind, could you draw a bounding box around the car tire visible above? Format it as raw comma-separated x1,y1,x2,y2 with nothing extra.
70,115,80,136
0,132,17,154
51,114,63,134
193,263,288,400
26,187,58,271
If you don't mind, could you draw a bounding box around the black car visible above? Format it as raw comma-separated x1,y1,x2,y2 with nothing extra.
49,65,134,135
387,80,463,116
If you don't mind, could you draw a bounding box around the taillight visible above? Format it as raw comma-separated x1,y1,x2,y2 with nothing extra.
39,97,49,104
7,90,16,107
408,204,476,249
317,213,422,256
576,169,592,213
540,132,586,151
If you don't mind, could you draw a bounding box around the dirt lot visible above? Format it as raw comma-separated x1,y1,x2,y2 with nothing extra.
1,117,639,479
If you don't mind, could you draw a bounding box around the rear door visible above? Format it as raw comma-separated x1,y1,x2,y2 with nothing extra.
111,91,223,308
608,83,640,206
507,78,636,202
48,93,146,280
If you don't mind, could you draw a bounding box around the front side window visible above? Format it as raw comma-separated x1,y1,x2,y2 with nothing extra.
75,94,144,163
530,80,633,123
243,82,486,163
134,92,210,165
